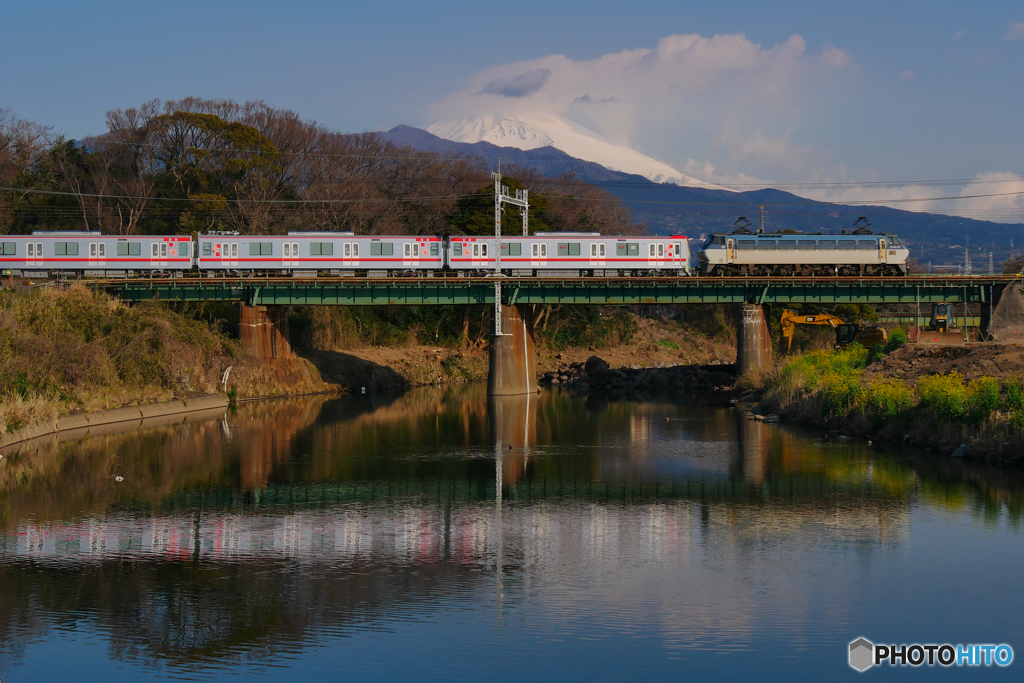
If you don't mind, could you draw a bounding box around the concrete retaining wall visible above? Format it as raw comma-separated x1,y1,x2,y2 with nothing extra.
0,394,229,450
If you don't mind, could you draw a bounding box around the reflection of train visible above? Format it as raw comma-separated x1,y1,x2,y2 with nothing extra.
696,230,910,276
1,231,692,277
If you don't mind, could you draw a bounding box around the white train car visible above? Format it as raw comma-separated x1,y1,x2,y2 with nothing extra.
0,231,193,276
446,233,691,276
696,231,909,276
196,232,444,274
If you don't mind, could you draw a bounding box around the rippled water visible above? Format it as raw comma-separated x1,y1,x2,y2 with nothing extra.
0,385,1021,681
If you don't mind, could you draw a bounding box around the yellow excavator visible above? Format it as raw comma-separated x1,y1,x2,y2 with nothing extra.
780,309,889,352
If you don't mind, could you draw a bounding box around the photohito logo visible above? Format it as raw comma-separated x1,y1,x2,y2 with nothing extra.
848,638,1014,671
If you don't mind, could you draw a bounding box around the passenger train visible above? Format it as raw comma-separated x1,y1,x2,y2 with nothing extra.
0,226,909,278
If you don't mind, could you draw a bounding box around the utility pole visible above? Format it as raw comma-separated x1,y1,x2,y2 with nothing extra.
491,158,529,336
989,252,994,275
964,247,972,276
759,206,765,233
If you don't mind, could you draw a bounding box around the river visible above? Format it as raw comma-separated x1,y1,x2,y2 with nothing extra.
0,385,1021,681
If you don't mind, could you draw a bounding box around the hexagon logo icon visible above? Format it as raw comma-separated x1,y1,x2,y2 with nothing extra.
849,637,874,672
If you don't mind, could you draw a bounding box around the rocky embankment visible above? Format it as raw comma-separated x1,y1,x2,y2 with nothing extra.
541,356,736,400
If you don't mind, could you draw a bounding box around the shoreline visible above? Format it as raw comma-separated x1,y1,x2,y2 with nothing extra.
0,394,230,451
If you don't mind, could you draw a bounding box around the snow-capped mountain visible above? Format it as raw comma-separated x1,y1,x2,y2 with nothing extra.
426,113,724,189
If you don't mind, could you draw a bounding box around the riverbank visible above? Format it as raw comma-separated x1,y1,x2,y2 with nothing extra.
743,343,1024,464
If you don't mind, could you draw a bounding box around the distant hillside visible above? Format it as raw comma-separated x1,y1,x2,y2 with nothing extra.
383,126,1023,270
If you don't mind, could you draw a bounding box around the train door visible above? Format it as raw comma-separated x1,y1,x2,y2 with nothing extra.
343,242,359,267
590,243,607,267
471,242,486,267
531,242,547,267
282,242,299,267
673,241,686,268
152,241,170,268
878,238,888,263
27,242,43,267
403,241,421,267
88,242,106,267
219,242,238,267
726,238,735,263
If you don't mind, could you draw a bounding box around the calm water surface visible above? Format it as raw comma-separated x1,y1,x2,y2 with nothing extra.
0,385,1021,681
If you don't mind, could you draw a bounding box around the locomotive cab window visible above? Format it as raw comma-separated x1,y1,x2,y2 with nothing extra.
452,244,463,256
202,243,212,256
430,243,439,256
178,243,189,256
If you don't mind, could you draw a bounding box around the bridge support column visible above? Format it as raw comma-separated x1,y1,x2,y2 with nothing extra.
488,304,538,396
736,304,771,375
238,304,292,359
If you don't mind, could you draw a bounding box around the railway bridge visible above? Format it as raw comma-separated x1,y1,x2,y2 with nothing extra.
98,274,1020,395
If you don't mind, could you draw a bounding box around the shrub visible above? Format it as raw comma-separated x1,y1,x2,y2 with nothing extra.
1004,376,1024,412
656,339,680,350
867,343,885,365
883,327,909,354
819,371,864,416
966,376,1000,424
917,372,967,422
1010,409,1024,433
866,378,914,421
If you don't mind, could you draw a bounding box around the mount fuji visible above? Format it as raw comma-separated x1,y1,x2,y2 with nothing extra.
426,114,724,190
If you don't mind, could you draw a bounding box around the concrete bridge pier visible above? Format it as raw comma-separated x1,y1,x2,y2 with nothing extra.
736,304,771,375
488,304,539,396
238,304,293,359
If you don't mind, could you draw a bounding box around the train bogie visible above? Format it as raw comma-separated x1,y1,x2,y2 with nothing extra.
696,232,909,276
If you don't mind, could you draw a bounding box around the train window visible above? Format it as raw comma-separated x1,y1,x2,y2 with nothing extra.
737,240,756,251
798,240,817,251
627,243,638,256
1,242,14,255
557,243,580,256
818,240,836,250
119,242,142,256
715,236,726,245
857,240,875,251
616,244,626,256
453,244,463,256
370,242,381,256
757,241,777,251
249,242,272,256
56,242,80,256
778,240,797,251
178,243,189,256
202,243,212,256
430,243,439,256
838,240,857,251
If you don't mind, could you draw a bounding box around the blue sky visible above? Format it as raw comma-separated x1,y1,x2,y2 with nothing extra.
2,1,1023,215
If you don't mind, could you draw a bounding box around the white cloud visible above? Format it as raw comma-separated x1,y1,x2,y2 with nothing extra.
820,44,850,67
953,30,965,40
900,69,916,79
1006,22,1024,41
425,32,848,177
799,172,1024,223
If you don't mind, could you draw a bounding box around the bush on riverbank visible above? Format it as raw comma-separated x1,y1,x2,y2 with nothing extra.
0,285,236,433
747,342,1024,460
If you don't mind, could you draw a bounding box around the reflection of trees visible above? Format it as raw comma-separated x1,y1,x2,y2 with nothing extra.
0,555,485,673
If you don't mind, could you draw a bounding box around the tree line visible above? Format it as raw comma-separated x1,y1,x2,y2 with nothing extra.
0,98,642,238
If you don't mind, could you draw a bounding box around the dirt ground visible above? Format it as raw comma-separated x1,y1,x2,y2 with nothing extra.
863,343,1024,384
299,317,736,392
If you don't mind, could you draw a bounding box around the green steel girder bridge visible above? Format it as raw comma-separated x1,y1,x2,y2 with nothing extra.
97,274,1017,306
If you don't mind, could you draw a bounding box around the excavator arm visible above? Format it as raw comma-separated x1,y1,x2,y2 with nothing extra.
780,309,846,352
